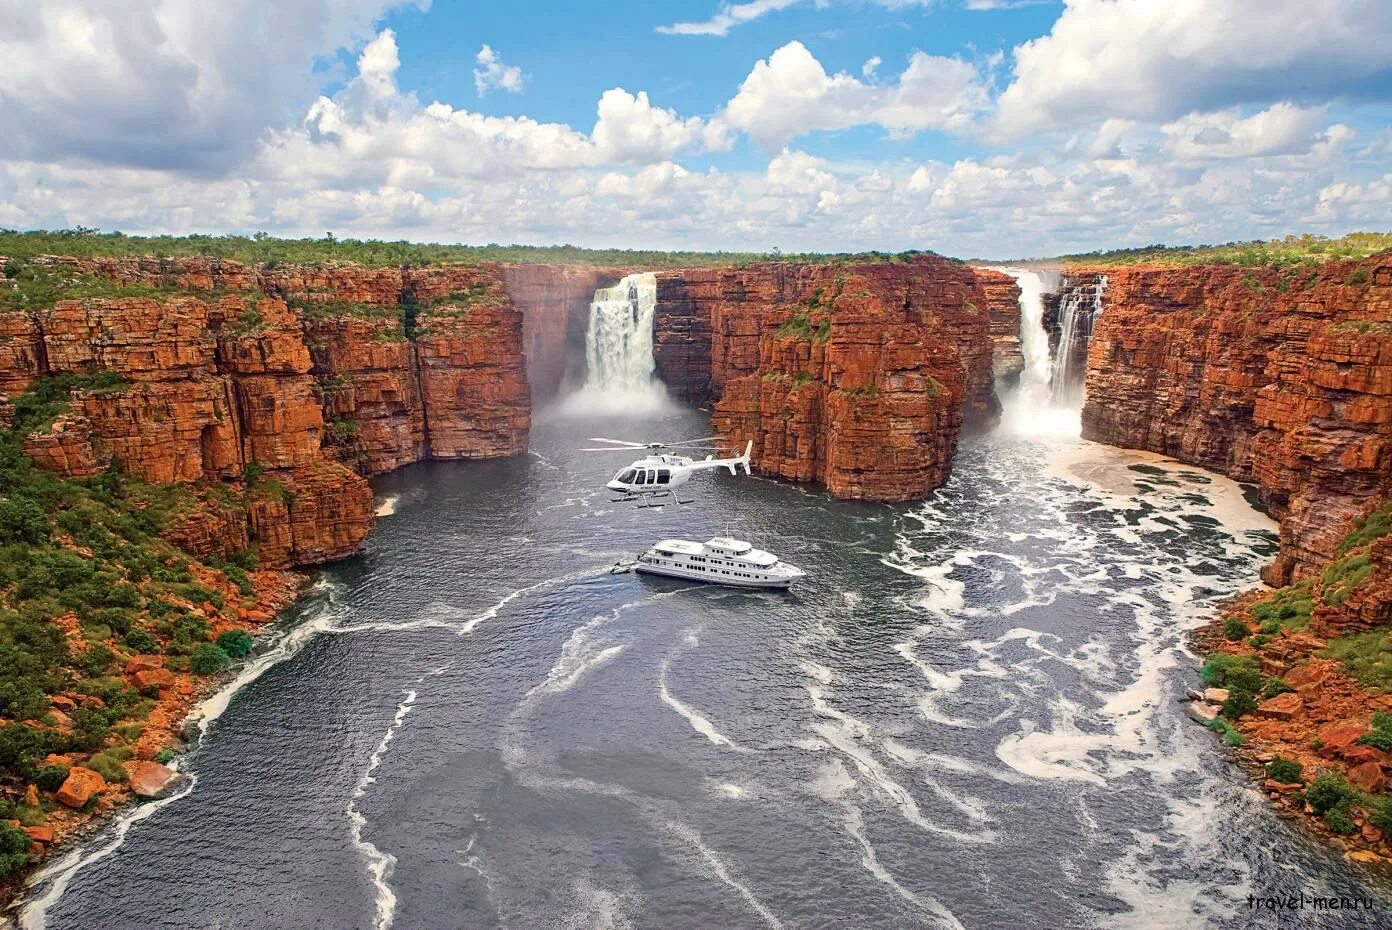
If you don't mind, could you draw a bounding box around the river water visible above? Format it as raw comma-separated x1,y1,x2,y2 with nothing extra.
14,399,1392,929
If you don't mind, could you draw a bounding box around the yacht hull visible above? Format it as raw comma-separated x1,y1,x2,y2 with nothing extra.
634,563,798,589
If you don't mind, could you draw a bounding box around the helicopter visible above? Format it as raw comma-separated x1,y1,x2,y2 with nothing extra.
582,435,753,507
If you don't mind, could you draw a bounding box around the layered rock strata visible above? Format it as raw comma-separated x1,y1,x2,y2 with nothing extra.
972,268,1024,383
1080,256,1392,583
657,256,997,500
1,258,538,568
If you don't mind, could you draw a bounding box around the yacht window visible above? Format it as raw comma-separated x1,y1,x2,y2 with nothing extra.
657,469,670,484
617,469,636,484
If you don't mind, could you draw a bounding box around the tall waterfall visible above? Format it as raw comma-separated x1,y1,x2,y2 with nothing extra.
997,267,1081,437
568,272,668,412
1049,274,1107,408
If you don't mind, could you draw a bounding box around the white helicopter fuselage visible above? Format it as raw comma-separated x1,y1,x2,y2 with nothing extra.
605,442,752,499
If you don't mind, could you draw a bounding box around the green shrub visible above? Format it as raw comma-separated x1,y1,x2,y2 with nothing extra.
1355,711,1392,750
86,749,129,784
1221,689,1258,720
1306,771,1355,814
1325,802,1358,835
190,643,230,675
1222,618,1249,641
216,628,254,660
66,706,110,752
155,748,176,764
0,496,48,545
1200,653,1264,694
33,763,69,792
1266,757,1303,783
1371,796,1392,834
1322,554,1374,607
1248,582,1315,631
124,628,158,653
1261,677,1292,699
1322,630,1392,694
0,820,31,877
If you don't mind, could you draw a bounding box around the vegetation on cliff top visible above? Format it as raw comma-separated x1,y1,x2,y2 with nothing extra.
1054,231,1391,269
0,376,266,877
0,228,948,271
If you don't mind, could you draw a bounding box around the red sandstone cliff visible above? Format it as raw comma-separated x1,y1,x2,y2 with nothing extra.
0,256,539,568
658,256,998,500
972,268,1024,383
1080,256,1392,584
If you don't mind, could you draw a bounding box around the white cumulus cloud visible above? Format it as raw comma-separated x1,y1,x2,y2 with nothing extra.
473,44,526,95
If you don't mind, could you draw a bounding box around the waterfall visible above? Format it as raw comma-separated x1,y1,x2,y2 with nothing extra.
1049,274,1107,408
997,267,1082,437
563,272,668,413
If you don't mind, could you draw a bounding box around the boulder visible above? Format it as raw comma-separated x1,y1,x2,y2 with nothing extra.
1318,723,1369,758
49,694,77,711
132,668,176,691
55,766,107,808
126,761,178,800
1186,701,1220,724
23,784,39,806
1264,779,1303,793
1203,688,1230,704
124,655,164,675
1257,692,1304,720
1349,761,1387,794
23,824,54,844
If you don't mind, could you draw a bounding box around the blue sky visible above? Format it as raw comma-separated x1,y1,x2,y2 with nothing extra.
1,0,1389,258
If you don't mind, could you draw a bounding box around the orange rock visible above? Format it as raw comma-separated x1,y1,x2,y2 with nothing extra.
49,695,76,711
23,824,54,844
23,784,38,806
1080,257,1392,582
55,767,107,808
699,257,998,501
1258,692,1304,720
1349,760,1386,793
1318,723,1370,759
132,668,175,691
126,761,177,799
124,655,164,675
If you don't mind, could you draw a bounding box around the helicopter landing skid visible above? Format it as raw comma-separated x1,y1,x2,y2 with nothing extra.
610,490,694,507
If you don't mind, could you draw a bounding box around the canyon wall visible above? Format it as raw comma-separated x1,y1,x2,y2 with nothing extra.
656,256,998,501
972,268,1024,383
1080,256,1392,583
502,265,625,402
1,256,535,568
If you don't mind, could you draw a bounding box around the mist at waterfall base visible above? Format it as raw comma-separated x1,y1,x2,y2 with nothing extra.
20,284,1392,930
555,272,674,417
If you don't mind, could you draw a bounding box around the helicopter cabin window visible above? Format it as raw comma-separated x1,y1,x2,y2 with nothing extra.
656,469,670,484
618,469,636,484
636,470,649,485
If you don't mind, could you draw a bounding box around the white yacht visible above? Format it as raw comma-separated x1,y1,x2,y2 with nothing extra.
631,537,805,589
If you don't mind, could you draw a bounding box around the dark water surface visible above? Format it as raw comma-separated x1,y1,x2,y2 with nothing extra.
16,407,1392,930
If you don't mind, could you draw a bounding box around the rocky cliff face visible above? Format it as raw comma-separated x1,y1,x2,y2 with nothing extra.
1080,256,1392,583
972,268,1024,384
654,257,997,500
501,265,622,402
0,257,538,568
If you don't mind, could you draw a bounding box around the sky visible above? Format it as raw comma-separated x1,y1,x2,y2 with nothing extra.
0,0,1389,258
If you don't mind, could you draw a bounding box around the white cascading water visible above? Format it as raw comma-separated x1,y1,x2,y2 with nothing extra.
562,272,668,413
1049,274,1108,409
996,267,1082,437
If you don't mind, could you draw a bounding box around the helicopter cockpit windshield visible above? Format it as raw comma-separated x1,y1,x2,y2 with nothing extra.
616,468,637,484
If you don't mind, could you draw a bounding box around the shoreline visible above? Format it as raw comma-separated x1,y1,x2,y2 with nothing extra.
0,568,308,920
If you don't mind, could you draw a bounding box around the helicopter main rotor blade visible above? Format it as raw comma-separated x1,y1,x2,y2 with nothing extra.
663,436,716,446
580,447,644,452
586,437,646,447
